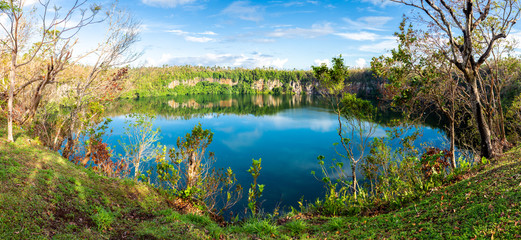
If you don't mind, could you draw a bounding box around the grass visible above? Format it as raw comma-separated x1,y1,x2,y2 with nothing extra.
0,130,214,239
1,126,520,239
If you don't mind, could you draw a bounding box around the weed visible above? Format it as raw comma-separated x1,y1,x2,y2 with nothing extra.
326,217,345,231
283,219,308,235
247,158,264,216
242,218,279,236
91,206,114,231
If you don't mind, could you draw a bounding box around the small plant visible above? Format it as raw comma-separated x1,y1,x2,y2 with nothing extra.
247,158,264,216
242,218,278,236
155,146,181,190
481,156,490,165
284,219,308,235
91,206,114,231
326,217,345,231
420,147,450,186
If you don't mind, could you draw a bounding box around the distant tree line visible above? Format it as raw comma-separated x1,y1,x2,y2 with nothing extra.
120,65,384,98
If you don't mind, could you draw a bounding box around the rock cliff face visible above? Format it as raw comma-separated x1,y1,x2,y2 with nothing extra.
168,78,318,94
168,77,237,89
251,79,282,92
289,80,318,95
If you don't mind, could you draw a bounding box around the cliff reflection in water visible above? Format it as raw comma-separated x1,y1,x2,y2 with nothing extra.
107,94,326,120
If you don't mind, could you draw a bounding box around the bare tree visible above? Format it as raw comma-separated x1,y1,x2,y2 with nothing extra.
391,0,521,158
0,0,102,142
120,113,160,180
61,5,141,158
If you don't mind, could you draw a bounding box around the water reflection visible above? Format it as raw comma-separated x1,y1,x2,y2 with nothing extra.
107,94,322,120
105,94,448,214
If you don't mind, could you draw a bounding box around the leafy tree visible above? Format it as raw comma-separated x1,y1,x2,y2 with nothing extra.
390,0,521,158
372,20,470,168
312,56,377,200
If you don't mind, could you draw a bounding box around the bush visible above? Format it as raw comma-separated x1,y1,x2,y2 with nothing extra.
154,123,242,214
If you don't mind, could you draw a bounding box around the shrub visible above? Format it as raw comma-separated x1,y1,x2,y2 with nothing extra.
155,123,242,214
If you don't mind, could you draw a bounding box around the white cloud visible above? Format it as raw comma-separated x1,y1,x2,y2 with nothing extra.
222,129,262,151
145,52,288,69
505,31,521,47
313,59,331,67
359,38,397,52
167,29,188,34
200,31,217,35
335,31,380,41
184,36,213,42
268,23,334,38
23,0,38,6
142,0,197,8
0,15,8,27
269,114,336,132
233,53,288,68
343,16,393,31
355,58,367,68
221,1,264,22
167,29,215,43
251,38,275,43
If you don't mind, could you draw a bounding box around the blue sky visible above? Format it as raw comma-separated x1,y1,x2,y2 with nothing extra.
105,0,409,69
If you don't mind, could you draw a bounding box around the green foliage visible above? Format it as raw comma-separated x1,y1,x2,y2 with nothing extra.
247,158,264,216
312,55,349,95
283,219,308,236
155,123,242,213
340,93,376,120
0,1,19,12
311,155,357,216
91,206,114,231
241,218,279,236
2,114,521,239
122,65,318,98
505,93,521,142
312,56,379,211
311,122,473,216
154,146,181,190
419,148,450,187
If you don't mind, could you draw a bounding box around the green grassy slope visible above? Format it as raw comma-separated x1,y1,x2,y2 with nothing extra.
1,129,520,239
0,131,226,239
305,148,521,239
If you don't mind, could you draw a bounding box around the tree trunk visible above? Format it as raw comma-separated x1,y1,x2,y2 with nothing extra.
187,152,200,188
469,74,494,159
450,117,456,168
449,81,456,168
134,161,140,180
7,54,16,142
352,164,357,200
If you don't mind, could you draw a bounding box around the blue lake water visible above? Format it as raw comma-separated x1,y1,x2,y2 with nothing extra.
104,94,447,214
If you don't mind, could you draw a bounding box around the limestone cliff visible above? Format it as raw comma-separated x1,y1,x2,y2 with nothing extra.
168,77,318,95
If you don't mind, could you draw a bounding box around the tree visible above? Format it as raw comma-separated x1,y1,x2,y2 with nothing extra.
60,5,141,158
0,0,102,142
120,113,161,180
391,0,521,158
312,56,377,200
372,20,472,168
